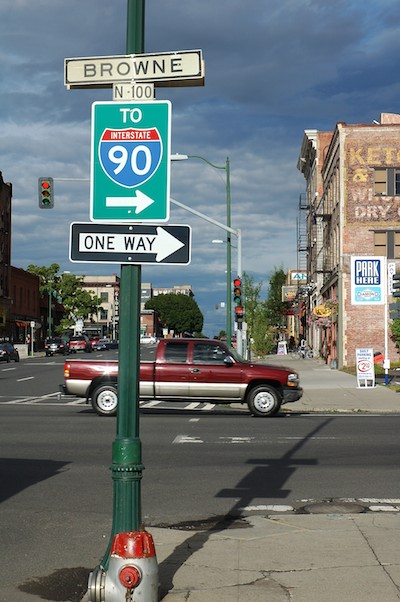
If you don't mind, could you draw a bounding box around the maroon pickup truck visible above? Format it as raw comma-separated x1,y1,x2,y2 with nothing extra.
60,338,303,417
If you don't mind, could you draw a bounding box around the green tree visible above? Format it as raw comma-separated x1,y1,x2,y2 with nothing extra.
390,317,400,347
57,272,100,334
264,266,290,330
27,263,60,295
243,271,264,345
251,308,276,357
145,293,203,336
27,265,100,334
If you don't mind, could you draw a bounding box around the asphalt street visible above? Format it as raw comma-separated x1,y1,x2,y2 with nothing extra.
2,352,400,601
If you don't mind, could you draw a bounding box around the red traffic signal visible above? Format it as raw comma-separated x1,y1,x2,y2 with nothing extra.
38,177,54,209
233,277,242,305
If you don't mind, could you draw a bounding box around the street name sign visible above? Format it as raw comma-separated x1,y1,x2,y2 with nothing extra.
65,49,204,89
69,222,191,265
113,82,155,101
91,100,171,223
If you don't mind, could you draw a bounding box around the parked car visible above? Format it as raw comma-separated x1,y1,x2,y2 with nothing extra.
140,335,157,344
44,337,70,356
89,337,100,349
0,342,20,363
68,334,92,353
92,338,112,351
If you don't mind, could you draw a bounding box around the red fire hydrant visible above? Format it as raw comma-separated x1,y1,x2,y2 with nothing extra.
89,530,158,601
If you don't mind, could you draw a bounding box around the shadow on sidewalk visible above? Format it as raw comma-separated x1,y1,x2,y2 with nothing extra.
158,417,334,598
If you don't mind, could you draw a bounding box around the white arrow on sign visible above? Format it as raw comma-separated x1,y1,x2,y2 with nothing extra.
154,227,185,261
105,190,154,214
78,226,185,262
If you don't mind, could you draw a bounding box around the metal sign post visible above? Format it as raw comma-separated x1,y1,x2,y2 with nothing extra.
65,2,204,597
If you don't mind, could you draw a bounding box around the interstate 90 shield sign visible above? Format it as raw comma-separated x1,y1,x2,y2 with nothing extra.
90,101,171,222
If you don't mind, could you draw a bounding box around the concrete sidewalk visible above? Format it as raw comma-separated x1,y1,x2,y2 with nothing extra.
155,358,400,601
268,354,400,414
155,512,400,601
80,359,400,602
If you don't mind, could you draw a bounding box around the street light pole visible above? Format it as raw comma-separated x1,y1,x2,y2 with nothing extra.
171,154,232,345
48,289,52,339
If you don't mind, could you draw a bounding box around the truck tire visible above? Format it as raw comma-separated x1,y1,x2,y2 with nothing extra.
247,385,281,417
91,384,118,417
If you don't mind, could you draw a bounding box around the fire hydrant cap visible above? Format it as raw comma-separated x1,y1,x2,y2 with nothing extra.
111,530,156,558
119,565,141,589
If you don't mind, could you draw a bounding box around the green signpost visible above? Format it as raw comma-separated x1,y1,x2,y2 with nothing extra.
64,1,203,596
91,100,171,222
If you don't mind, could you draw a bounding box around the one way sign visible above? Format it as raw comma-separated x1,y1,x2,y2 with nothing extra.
69,222,191,265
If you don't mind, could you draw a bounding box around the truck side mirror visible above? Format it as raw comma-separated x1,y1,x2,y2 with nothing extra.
224,356,234,366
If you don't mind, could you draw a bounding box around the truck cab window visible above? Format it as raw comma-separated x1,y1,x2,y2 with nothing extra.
193,343,228,364
164,342,189,363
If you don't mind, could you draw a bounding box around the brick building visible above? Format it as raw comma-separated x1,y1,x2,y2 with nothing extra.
298,113,400,368
0,173,41,345
10,266,41,343
0,173,12,338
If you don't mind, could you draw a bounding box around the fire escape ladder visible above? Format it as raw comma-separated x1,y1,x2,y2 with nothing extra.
297,193,307,272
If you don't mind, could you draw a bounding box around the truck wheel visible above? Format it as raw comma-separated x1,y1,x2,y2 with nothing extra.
91,384,118,417
247,385,281,417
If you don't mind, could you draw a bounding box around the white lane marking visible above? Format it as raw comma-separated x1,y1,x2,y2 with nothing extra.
1,367,16,372
358,498,400,503
17,377,34,382
369,506,400,512
189,418,200,422
5,396,38,404
185,402,202,410
219,437,255,444
202,403,215,410
140,400,162,408
241,504,294,512
173,435,204,444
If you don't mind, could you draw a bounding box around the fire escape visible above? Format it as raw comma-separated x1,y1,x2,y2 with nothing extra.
297,193,308,273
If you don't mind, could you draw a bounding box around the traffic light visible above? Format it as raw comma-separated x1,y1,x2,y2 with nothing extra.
38,177,54,208
393,274,400,298
233,277,242,305
233,277,244,321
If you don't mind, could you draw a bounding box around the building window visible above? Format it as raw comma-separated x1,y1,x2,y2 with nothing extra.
99,308,108,320
374,231,400,259
374,168,400,195
100,292,108,301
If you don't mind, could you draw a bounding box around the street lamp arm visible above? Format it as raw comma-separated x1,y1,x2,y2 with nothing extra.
170,197,237,237
171,153,228,172
187,155,227,171
170,152,232,347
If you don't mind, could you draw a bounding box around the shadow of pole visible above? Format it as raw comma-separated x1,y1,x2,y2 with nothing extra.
158,417,334,598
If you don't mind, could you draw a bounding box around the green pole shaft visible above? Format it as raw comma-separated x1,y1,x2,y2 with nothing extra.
226,158,232,346
127,0,145,54
101,0,145,569
48,290,52,338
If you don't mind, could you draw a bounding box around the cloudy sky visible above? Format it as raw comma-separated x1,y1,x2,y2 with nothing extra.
1,0,399,336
